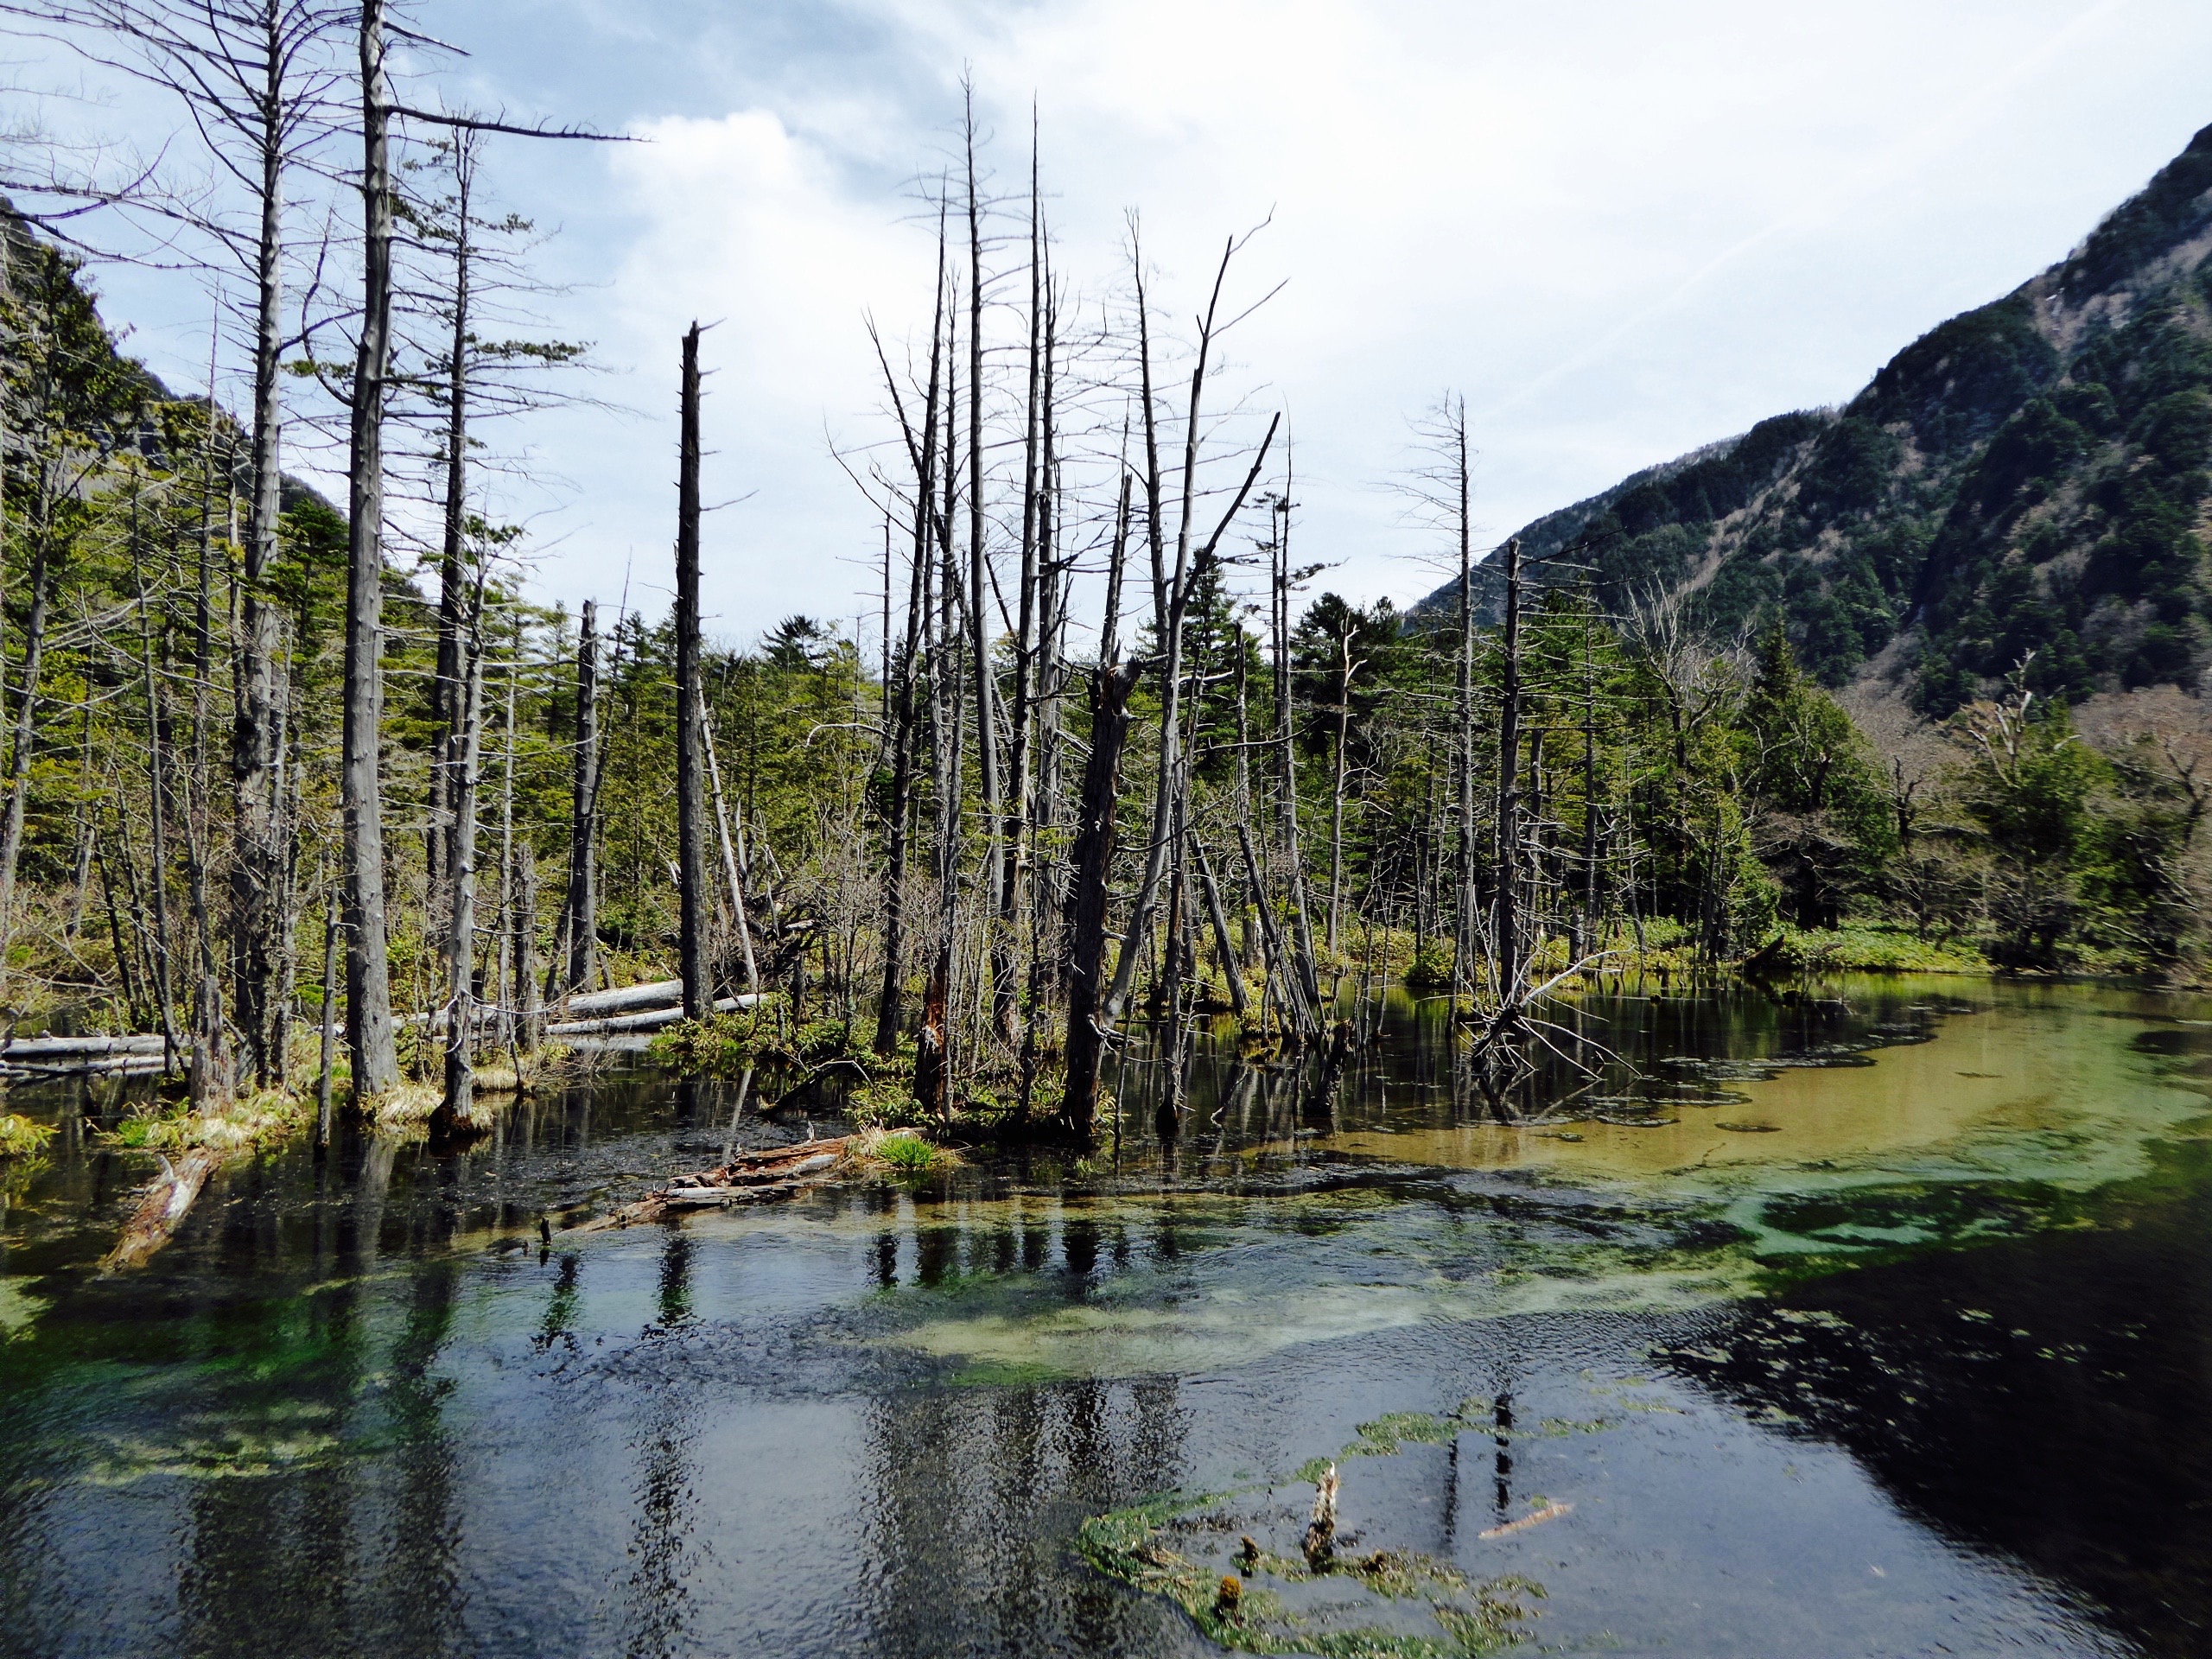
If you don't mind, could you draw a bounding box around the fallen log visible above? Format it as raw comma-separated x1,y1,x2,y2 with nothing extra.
544,994,764,1039
0,1033,168,1060
1,1055,169,1079
565,979,686,1017
101,1147,224,1273
578,1135,855,1230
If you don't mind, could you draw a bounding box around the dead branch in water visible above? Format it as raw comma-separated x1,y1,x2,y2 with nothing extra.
101,1146,222,1272
576,1134,858,1230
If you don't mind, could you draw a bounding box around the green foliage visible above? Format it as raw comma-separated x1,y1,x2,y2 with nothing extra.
0,1114,54,1160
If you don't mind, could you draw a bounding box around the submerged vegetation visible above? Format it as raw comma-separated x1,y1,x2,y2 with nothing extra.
1079,1407,1550,1656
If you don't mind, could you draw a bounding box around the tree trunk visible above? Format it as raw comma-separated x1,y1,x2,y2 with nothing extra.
427,130,477,925
435,603,484,1135
0,529,54,963
962,98,1004,1049
557,599,600,998
340,0,399,1099
674,323,710,1018
1494,537,1523,1005
1189,830,1249,1019
230,12,289,1084
1063,659,1141,1141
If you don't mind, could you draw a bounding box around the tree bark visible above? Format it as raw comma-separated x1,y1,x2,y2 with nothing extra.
435,600,483,1135
1063,658,1141,1141
427,130,477,923
556,598,600,998
1494,537,1523,1005
674,323,711,1018
229,3,290,1084
340,0,399,1099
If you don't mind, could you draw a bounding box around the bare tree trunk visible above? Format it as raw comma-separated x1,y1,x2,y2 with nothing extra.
702,707,758,992
435,597,484,1135
1452,400,1476,1005
996,124,1044,1044
556,599,599,998
427,129,478,924
230,7,290,1084
130,521,180,1071
340,0,399,1099
0,524,54,962
1103,252,1277,1025
915,325,962,1122
1328,632,1351,954
512,842,540,1053
316,885,338,1145
674,322,710,1018
493,610,518,1052
1494,537,1523,1006
961,92,1004,1049
1271,465,1323,1025
1063,658,1140,1141
1189,830,1249,1019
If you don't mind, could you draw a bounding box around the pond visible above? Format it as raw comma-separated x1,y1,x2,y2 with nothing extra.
3,976,2211,1657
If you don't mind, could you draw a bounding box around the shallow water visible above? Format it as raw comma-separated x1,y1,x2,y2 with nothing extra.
3,977,2211,1656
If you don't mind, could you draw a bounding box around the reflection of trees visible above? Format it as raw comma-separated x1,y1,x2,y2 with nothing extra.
849,1191,1196,1655
622,1229,701,1659
854,1372,1191,1656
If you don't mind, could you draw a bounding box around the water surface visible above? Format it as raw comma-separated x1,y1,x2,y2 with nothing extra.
3,977,2209,1656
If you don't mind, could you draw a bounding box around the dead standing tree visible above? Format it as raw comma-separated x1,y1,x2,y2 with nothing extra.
338,0,398,1098
1099,226,1282,1035
674,321,710,1018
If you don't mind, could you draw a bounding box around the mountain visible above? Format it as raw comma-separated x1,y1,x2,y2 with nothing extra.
1427,122,2212,714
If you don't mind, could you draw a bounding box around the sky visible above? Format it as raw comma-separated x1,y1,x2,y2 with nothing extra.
21,0,2212,652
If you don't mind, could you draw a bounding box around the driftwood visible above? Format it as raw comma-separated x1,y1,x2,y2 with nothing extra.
578,1135,855,1230
101,1146,223,1273
1478,1501,1573,1540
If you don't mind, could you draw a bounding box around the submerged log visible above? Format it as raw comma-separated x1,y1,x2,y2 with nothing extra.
578,1135,855,1231
101,1147,223,1273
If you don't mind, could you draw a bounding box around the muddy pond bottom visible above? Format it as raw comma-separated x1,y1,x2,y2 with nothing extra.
3,976,2212,1657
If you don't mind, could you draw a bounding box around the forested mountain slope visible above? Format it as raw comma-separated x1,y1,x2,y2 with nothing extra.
1432,121,2212,714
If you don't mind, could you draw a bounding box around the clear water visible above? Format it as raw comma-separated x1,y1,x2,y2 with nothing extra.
3,977,2210,1657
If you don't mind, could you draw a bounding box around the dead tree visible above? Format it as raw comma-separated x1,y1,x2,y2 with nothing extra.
1493,536,1524,1007
339,0,398,1098
434,587,484,1135
1062,658,1141,1140
424,124,480,916
867,202,947,1055
674,321,710,1018
959,87,1004,1050
555,597,600,998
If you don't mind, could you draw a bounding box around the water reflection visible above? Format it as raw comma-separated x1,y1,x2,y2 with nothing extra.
0,978,2208,1656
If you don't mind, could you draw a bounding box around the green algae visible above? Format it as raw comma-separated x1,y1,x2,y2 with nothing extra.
1081,1411,1549,1655
862,985,2212,1382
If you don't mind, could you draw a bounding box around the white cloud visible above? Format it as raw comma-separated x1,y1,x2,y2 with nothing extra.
44,0,2212,638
